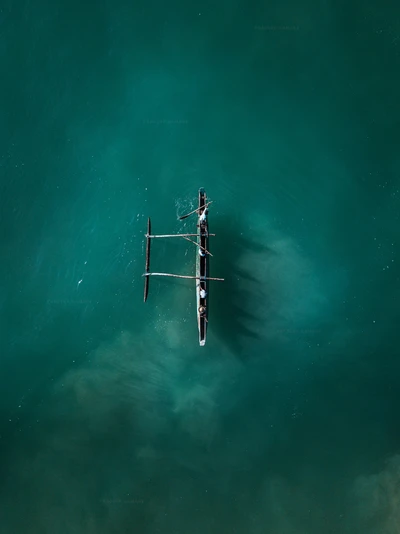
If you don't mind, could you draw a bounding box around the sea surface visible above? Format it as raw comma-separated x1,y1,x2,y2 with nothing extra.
1,1,400,533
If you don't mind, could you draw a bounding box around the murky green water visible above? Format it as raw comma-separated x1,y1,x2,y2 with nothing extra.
1,1,400,533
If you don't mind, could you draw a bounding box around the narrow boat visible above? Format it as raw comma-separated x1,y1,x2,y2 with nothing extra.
196,188,208,346
143,188,223,346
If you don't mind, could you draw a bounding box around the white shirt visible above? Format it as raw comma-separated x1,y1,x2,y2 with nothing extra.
200,209,207,222
200,289,207,298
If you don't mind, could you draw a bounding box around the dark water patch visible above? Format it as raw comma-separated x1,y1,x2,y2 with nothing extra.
210,215,268,358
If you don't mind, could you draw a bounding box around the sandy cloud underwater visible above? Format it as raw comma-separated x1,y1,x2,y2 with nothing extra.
3,214,399,534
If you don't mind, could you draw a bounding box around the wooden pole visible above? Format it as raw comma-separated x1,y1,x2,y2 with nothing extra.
146,233,215,238
181,235,213,256
143,218,151,302
142,273,224,281
178,201,213,220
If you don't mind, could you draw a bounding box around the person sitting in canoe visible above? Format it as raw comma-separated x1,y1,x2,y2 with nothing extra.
198,247,206,256
200,288,207,299
199,305,206,316
199,207,207,223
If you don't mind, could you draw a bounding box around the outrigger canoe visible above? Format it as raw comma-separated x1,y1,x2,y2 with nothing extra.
143,188,223,346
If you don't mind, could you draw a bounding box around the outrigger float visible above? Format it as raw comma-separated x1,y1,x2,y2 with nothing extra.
143,188,224,346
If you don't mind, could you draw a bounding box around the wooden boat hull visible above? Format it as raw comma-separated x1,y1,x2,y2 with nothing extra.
196,188,209,346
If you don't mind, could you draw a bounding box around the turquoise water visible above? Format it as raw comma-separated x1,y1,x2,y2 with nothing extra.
1,1,400,532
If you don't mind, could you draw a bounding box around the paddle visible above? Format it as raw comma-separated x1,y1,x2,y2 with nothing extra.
178,201,213,220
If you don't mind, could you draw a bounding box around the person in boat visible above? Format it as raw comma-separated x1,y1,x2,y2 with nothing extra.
198,247,206,257
199,207,207,224
199,305,206,316
199,288,207,299
199,206,209,238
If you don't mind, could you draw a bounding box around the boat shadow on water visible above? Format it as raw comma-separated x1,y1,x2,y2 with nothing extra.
210,216,275,359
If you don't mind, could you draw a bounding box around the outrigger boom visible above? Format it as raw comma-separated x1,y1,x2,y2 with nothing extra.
146,233,216,238
143,273,224,281
143,188,224,346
